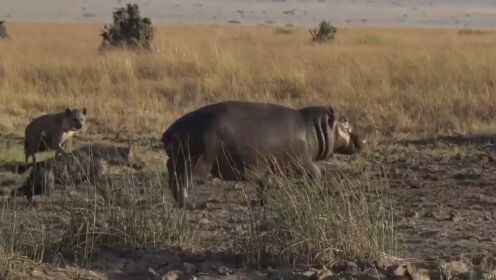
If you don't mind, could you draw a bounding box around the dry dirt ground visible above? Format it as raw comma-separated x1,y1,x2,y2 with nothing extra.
0,133,495,279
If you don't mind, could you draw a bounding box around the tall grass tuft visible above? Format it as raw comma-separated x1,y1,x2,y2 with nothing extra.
233,169,397,266
0,165,198,268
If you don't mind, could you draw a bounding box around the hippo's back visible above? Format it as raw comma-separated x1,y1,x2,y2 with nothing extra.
162,101,307,158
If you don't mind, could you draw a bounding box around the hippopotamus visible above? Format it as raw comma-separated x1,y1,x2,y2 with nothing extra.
161,101,365,207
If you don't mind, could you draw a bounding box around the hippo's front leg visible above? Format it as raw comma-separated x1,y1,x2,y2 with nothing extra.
303,158,322,179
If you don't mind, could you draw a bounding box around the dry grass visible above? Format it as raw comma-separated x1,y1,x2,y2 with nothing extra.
0,166,199,269
1,23,495,140
233,170,397,266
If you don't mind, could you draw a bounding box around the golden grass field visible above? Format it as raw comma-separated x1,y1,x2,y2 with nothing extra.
1,23,495,141
1,22,496,279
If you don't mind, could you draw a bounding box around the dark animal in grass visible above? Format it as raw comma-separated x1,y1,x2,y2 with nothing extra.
24,108,87,163
5,143,145,203
161,100,366,208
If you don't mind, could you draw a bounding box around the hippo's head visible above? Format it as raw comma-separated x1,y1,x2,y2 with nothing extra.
333,116,366,155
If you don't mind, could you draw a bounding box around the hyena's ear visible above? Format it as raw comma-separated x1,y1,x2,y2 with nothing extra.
82,108,87,115
65,108,72,115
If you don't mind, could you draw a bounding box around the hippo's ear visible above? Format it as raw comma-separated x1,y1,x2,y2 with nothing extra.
82,108,87,115
327,106,336,125
328,106,335,116
65,108,72,115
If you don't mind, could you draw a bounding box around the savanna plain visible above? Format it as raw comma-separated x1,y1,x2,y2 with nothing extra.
0,23,496,279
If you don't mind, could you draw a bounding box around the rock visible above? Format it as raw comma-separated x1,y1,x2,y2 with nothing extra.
268,271,311,280
432,209,450,221
214,265,233,276
301,270,316,277
310,266,333,279
30,269,44,277
148,267,159,277
331,261,358,274
450,211,463,222
411,269,431,280
362,268,388,280
182,262,196,274
441,260,470,276
483,211,492,221
390,263,408,277
198,218,210,225
479,255,496,272
162,270,196,280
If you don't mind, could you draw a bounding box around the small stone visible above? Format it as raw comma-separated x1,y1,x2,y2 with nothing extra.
432,210,450,221
198,218,210,225
214,265,233,276
391,264,408,277
30,269,44,277
488,155,495,163
450,212,463,223
148,267,159,276
363,268,388,280
162,270,196,280
301,270,316,277
162,270,181,280
479,255,496,272
331,261,358,274
411,269,431,280
182,262,196,274
310,266,333,279
441,260,470,275
483,211,492,221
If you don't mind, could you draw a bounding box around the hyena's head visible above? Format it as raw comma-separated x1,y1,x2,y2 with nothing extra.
63,108,87,131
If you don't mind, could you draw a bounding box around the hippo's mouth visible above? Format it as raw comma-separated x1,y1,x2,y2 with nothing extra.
335,133,366,155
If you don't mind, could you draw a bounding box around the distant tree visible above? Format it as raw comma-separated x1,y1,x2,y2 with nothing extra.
0,21,9,38
99,3,153,50
309,20,337,43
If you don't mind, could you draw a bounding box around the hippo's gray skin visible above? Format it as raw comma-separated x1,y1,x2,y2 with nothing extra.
162,101,365,207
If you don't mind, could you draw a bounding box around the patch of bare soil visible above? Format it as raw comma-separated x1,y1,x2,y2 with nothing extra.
1,134,496,279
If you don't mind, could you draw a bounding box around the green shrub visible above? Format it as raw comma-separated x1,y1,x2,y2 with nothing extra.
0,21,8,39
309,20,337,43
99,3,153,50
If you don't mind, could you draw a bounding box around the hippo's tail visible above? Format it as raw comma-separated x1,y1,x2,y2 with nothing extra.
161,130,173,155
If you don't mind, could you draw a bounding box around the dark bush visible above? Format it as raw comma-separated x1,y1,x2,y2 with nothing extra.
0,21,8,38
99,3,153,50
309,20,337,43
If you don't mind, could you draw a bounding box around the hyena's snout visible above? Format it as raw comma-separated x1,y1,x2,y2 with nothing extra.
72,118,85,130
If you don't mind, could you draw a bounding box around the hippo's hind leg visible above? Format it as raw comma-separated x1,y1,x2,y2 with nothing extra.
167,155,212,208
167,157,186,207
